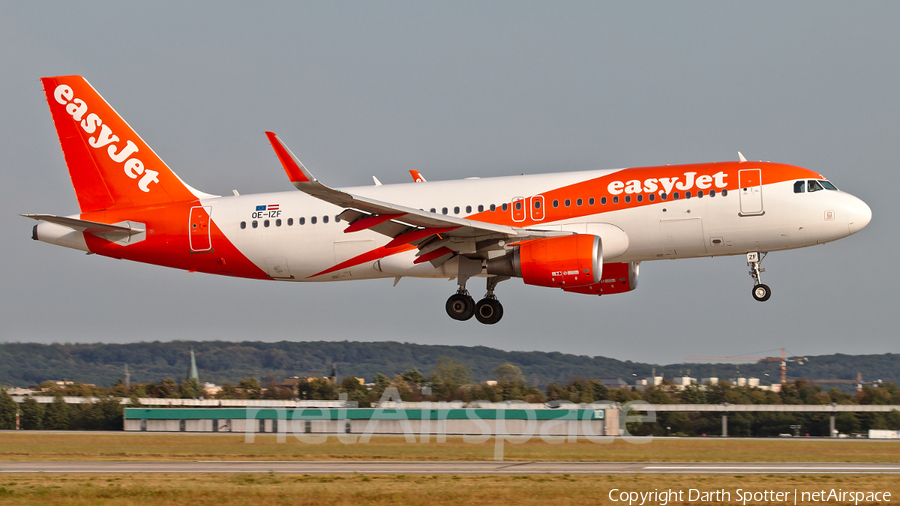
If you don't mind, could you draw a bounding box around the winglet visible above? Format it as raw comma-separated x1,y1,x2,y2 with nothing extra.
265,132,316,185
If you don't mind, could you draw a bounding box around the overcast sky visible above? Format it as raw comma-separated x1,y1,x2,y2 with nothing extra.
1,2,896,366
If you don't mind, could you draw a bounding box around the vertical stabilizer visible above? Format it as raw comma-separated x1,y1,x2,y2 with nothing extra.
41,75,207,212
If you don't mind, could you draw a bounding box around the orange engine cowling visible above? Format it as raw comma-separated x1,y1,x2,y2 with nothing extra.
562,261,640,295
486,234,601,288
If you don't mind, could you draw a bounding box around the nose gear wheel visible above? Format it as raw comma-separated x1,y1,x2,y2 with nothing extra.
747,252,771,302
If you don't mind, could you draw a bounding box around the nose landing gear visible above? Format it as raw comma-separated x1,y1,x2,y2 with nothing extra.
747,252,771,302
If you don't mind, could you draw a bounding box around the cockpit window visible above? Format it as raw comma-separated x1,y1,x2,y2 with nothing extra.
819,180,838,191
793,181,805,193
807,180,824,193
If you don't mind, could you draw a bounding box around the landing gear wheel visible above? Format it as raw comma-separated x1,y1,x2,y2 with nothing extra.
446,293,475,321
752,284,771,302
474,298,504,325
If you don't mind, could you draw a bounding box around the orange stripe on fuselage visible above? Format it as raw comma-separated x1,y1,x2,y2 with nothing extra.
80,203,270,279
308,243,417,279
464,161,820,228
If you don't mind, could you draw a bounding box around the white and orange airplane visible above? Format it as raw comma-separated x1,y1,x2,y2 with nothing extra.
26,76,872,324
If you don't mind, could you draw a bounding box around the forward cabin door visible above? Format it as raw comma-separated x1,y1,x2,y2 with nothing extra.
739,168,764,216
189,206,212,252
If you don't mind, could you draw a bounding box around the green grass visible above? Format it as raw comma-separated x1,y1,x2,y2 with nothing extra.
0,473,898,505
0,433,898,463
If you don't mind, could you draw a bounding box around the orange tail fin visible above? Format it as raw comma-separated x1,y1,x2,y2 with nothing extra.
41,75,207,212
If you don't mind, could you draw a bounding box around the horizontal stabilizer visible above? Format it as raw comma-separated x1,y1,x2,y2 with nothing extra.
22,214,143,234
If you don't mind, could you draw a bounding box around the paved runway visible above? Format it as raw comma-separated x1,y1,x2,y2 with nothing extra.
2,461,899,474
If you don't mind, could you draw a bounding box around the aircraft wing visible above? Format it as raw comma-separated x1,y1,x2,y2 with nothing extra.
265,132,568,262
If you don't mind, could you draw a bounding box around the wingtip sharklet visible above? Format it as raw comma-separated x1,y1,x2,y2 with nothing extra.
265,131,316,185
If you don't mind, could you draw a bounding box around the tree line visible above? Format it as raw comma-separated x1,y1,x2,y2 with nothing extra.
3,359,899,435
1,341,897,390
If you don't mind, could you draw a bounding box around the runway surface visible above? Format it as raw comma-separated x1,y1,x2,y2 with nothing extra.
2,461,899,474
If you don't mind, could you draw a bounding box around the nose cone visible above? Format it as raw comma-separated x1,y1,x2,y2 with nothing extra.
848,196,872,235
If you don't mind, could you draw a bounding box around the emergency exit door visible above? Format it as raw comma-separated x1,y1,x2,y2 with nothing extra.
739,169,764,216
189,206,212,252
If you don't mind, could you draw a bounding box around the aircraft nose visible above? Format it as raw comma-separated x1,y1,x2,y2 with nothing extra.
848,196,872,235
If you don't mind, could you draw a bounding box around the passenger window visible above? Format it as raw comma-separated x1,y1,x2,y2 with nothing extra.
252,220,258,228
335,216,341,222
323,215,329,224
697,191,703,198
673,192,679,200
513,202,520,211
287,218,293,226
311,216,317,224
576,198,583,206
649,194,655,202
264,219,270,227
589,197,595,205
454,206,460,214
490,204,496,212
624,196,630,203
299,217,305,225
601,197,607,205
794,181,806,193
502,203,508,211
710,190,716,197
430,208,436,213
276,219,282,227
612,196,619,204
564,199,571,207
722,189,728,196
661,193,668,201
552,200,559,208
240,221,246,229
478,205,484,212
466,205,472,213
685,191,691,199
636,195,643,203
442,207,448,215
534,200,541,209
808,180,824,192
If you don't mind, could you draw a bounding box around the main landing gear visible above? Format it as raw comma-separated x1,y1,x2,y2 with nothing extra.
445,276,507,324
747,251,771,302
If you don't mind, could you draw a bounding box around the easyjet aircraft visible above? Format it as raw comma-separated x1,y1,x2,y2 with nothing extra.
26,76,872,324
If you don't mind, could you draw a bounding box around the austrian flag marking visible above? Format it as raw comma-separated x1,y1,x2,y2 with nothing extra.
252,204,281,218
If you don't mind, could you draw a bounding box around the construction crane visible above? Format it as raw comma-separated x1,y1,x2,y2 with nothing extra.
685,348,808,384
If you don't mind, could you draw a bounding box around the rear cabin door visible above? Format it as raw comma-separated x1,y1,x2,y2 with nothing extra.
189,206,212,252
739,168,764,216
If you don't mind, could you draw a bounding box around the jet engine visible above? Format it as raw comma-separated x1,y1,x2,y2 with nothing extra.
486,234,601,288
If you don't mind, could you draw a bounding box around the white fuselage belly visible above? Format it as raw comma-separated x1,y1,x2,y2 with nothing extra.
208,169,863,283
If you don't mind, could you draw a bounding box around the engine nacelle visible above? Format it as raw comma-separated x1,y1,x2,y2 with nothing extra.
486,234,601,288
562,261,640,295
